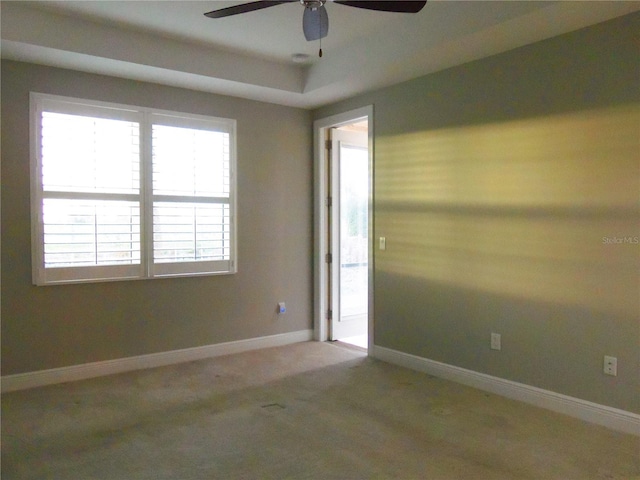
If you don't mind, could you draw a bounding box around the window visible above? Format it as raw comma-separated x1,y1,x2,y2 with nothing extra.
31,93,236,285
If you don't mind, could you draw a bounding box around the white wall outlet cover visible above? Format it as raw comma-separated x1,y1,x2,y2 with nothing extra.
278,302,286,314
379,237,386,250
603,355,617,376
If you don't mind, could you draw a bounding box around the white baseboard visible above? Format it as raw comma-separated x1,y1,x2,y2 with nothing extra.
371,345,640,436
1,329,314,393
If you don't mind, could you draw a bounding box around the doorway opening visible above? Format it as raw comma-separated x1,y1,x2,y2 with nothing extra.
331,123,368,349
313,106,373,352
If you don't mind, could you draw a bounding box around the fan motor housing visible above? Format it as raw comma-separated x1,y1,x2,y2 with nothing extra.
301,0,326,9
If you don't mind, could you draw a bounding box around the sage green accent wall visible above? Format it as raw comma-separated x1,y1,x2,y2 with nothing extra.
1,61,313,375
314,13,639,413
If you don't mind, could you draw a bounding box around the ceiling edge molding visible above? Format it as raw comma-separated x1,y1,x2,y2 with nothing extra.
1,2,306,94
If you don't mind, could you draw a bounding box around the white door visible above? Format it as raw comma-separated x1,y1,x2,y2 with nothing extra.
330,127,369,341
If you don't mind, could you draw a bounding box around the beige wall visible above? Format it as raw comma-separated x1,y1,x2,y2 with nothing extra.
1,61,313,374
314,13,639,413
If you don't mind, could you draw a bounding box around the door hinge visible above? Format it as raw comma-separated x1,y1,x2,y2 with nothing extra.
326,196,332,207
326,309,332,320
325,253,332,264
325,139,332,151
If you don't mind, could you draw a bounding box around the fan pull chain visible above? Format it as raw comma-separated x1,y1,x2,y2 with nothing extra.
318,6,323,57
320,15,323,55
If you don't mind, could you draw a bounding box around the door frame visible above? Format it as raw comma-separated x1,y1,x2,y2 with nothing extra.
313,105,374,350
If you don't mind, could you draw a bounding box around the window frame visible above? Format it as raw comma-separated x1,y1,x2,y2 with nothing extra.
30,93,237,285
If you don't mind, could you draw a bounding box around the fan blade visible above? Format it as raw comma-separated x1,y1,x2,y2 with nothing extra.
334,1,426,13
204,1,293,19
303,5,329,41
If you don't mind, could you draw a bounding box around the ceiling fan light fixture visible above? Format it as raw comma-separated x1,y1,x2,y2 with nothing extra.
303,3,328,41
205,1,427,58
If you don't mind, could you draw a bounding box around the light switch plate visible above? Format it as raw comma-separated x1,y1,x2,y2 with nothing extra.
491,333,501,351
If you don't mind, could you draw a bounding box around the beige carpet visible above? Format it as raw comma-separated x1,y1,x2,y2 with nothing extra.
2,341,638,479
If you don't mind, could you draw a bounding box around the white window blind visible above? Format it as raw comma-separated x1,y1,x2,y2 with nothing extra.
42,199,141,268
32,94,237,285
152,203,230,263
150,119,233,276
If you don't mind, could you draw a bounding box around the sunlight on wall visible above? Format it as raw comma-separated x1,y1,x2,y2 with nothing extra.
376,105,639,316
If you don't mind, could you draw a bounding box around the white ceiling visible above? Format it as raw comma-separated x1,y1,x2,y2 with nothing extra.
2,1,639,109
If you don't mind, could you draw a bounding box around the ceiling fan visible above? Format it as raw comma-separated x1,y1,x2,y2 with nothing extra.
204,1,427,56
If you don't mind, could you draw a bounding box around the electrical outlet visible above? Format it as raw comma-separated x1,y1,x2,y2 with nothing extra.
603,355,617,376
491,333,501,351
379,237,386,250
278,302,286,314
